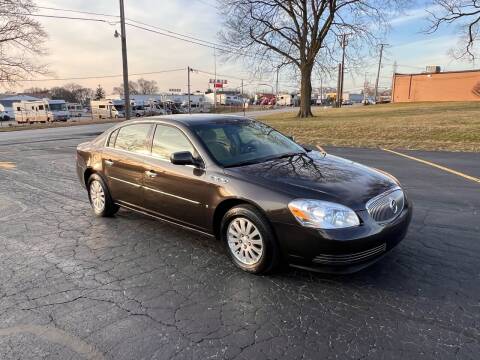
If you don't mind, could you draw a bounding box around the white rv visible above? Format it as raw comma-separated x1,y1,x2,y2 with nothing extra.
13,100,54,124
67,103,84,117
90,100,125,119
47,99,69,121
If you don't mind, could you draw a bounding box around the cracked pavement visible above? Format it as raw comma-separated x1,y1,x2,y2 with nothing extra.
0,127,479,359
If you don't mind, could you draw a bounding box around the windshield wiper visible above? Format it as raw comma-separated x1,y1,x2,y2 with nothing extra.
224,158,266,168
224,152,305,168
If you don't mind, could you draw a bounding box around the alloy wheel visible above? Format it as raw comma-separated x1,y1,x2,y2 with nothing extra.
90,180,106,212
227,217,264,265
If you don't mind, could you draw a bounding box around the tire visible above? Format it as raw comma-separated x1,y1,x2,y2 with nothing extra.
87,173,118,217
221,204,280,274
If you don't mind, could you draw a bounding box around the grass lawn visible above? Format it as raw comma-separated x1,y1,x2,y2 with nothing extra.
257,102,480,152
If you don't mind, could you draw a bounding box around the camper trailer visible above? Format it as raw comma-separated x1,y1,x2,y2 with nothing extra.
90,100,125,119
13,100,54,124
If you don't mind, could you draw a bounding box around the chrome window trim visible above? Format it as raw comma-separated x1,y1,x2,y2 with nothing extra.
103,120,206,170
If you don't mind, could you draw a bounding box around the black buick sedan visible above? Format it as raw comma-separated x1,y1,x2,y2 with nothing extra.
76,115,412,274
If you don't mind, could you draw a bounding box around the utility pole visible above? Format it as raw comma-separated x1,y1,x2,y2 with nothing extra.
374,43,387,104
336,63,342,108
339,33,348,107
363,72,368,105
275,66,280,99
119,0,130,120
319,77,323,106
187,66,191,114
213,46,217,111
241,79,245,117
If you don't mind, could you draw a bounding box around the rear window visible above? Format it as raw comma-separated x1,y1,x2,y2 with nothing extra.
114,124,151,154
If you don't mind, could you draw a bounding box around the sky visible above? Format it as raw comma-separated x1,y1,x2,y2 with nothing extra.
5,0,475,95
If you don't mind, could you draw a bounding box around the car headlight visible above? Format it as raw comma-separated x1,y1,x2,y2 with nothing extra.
288,199,360,229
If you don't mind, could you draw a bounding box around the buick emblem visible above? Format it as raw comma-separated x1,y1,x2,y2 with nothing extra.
389,198,398,214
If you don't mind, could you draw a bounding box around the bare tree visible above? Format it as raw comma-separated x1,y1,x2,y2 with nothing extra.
137,78,159,94
218,0,402,118
63,83,94,105
113,81,139,97
0,0,48,85
427,1,480,60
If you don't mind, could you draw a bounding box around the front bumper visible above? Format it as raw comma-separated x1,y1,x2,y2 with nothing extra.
272,200,412,274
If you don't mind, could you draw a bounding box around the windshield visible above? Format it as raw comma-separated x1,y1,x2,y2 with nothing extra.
114,105,124,111
49,103,67,111
191,119,305,167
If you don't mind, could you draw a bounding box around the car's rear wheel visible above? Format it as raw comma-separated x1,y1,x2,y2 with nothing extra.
221,205,279,274
88,174,118,217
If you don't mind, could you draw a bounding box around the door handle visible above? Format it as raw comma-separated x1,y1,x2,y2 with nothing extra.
145,170,157,178
105,159,114,166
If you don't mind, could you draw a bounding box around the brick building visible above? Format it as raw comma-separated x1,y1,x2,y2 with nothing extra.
392,69,480,103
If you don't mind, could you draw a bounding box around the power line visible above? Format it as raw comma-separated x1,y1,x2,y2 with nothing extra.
35,5,118,19
34,5,223,49
27,5,281,62
0,68,186,83
6,12,119,24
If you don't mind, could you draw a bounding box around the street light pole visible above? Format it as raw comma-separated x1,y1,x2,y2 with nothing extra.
119,0,130,120
187,66,191,114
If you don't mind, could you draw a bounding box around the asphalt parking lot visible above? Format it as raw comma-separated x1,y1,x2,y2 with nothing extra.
0,124,479,359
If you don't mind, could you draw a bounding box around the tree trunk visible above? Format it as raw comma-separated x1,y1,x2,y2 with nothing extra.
297,64,314,118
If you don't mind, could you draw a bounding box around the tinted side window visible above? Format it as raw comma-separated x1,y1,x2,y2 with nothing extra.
152,125,194,160
38,105,44,110
114,124,151,154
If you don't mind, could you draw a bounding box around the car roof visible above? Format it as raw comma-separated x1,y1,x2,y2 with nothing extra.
122,114,252,127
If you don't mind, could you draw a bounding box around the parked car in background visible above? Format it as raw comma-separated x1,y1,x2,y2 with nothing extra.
131,105,146,117
0,110,10,121
76,115,412,274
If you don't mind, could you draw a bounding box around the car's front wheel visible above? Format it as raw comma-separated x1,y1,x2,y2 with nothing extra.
88,174,118,217
221,205,279,274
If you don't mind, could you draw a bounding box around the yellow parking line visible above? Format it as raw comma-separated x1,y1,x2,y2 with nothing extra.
381,148,480,184
0,161,16,170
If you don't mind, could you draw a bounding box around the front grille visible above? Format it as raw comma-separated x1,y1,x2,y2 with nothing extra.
313,243,387,265
366,187,404,224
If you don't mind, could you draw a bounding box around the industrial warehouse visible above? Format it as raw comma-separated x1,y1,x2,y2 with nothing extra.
392,68,480,103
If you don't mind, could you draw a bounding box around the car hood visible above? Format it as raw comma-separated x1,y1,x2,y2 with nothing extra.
224,151,398,210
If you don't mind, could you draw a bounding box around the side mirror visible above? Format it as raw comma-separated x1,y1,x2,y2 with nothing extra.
170,151,196,166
